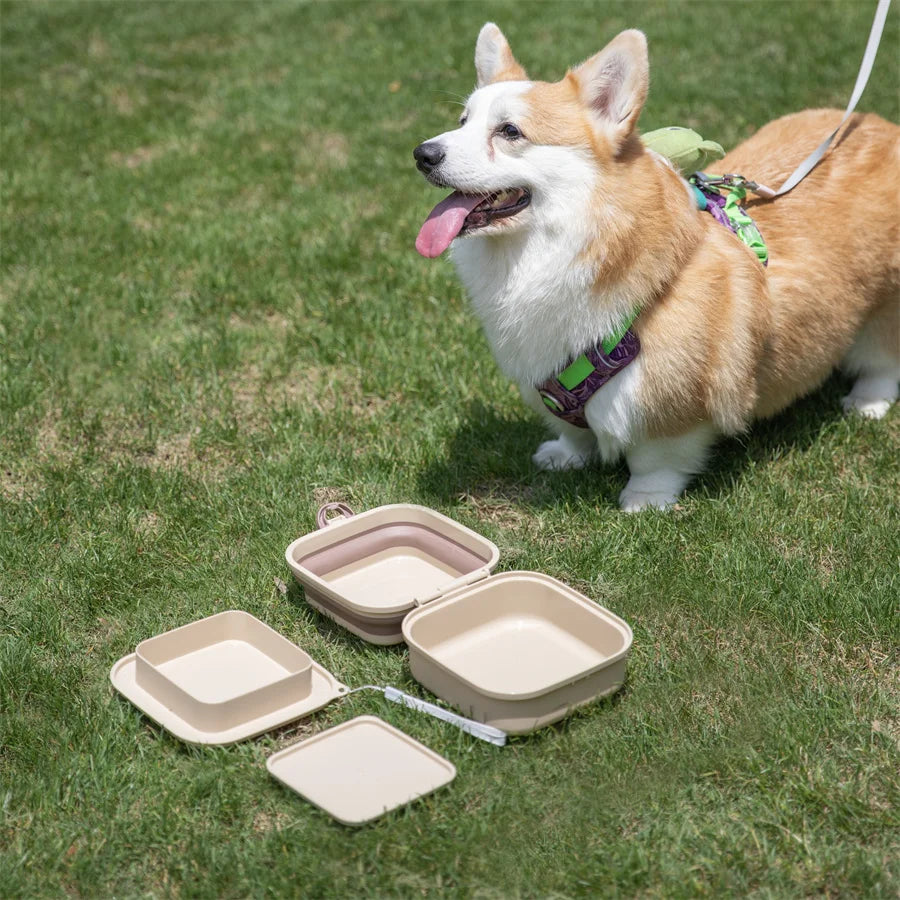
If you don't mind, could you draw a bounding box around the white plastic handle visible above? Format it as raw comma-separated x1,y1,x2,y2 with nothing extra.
383,687,507,746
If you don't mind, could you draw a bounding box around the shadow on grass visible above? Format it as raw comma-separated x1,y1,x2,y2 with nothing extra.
416,401,628,510
698,373,851,499
418,374,851,510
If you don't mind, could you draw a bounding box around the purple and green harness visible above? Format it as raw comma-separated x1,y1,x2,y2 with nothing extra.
536,175,768,429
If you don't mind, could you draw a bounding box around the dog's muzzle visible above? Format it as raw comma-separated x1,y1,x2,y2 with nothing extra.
414,141,445,175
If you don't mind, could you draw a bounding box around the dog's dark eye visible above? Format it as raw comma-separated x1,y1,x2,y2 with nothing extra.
500,123,522,140
459,114,468,127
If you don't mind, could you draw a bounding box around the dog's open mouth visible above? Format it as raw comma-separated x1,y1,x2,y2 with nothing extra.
415,188,531,258
460,188,531,232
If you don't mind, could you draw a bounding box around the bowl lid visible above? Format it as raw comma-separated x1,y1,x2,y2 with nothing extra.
266,715,456,825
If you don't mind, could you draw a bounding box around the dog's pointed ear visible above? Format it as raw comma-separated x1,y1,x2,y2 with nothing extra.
572,30,648,151
475,23,528,87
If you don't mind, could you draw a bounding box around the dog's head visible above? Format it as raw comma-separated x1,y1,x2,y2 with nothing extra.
414,24,649,258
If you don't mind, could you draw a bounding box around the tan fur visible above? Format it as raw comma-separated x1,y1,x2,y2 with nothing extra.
492,60,528,83
522,80,705,311
725,111,900,417
524,71,898,437
634,109,899,434
520,77,598,150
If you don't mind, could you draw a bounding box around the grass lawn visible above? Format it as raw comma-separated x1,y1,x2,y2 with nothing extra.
1,1,898,896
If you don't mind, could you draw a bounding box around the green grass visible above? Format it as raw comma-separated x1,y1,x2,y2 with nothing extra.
1,1,898,896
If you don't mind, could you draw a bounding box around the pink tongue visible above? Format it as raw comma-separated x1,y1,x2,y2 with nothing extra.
415,191,485,258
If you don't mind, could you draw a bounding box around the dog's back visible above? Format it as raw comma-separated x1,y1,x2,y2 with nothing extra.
722,110,899,418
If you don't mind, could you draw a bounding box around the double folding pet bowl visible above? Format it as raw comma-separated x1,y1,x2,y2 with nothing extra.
112,503,633,824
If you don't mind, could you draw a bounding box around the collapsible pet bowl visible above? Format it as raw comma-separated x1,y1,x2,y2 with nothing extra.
402,571,632,734
286,504,634,734
110,610,344,744
112,605,505,744
111,613,468,822
111,502,635,823
284,503,501,645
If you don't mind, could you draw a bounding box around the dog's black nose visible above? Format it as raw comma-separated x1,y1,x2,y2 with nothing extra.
414,141,445,174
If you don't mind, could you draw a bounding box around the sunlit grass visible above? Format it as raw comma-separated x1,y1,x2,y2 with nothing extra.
1,2,898,896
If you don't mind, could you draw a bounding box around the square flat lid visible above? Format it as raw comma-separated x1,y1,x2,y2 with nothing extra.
266,715,456,825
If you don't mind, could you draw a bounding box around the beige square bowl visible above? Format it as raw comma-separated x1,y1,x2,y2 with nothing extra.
285,504,500,644
402,572,633,734
111,611,345,744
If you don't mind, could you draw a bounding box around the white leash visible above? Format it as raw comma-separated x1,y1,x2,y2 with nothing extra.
344,684,508,746
753,0,892,199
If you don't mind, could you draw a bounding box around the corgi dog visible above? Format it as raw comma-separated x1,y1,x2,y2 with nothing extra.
413,24,899,511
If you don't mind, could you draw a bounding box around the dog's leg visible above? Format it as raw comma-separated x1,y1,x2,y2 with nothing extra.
840,296,899,420
619,423,718,512
519,386,598,470
533,429,597,471
843,373,899,419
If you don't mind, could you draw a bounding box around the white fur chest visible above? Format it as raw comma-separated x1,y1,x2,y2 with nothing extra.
452,234,634,385
451,232,645,450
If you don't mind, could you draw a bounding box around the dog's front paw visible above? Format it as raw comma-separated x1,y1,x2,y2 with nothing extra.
842,394,892,420
618,471,686,512
618,487,679,513
532,438,590,472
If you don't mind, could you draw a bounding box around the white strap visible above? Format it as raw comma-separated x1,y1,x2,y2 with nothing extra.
383,687,508,746
343,684,508,746
755,0,892,199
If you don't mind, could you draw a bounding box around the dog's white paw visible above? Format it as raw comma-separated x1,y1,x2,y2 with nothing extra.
618,487,679,513
532,438,590,471
619,470,687,512
842,394,892,420
842,374,897,420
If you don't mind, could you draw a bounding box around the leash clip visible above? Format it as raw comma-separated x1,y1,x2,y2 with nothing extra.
693,171,775,200
694,172,746,190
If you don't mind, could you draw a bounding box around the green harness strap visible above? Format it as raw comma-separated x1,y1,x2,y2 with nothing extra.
555,307,640,392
